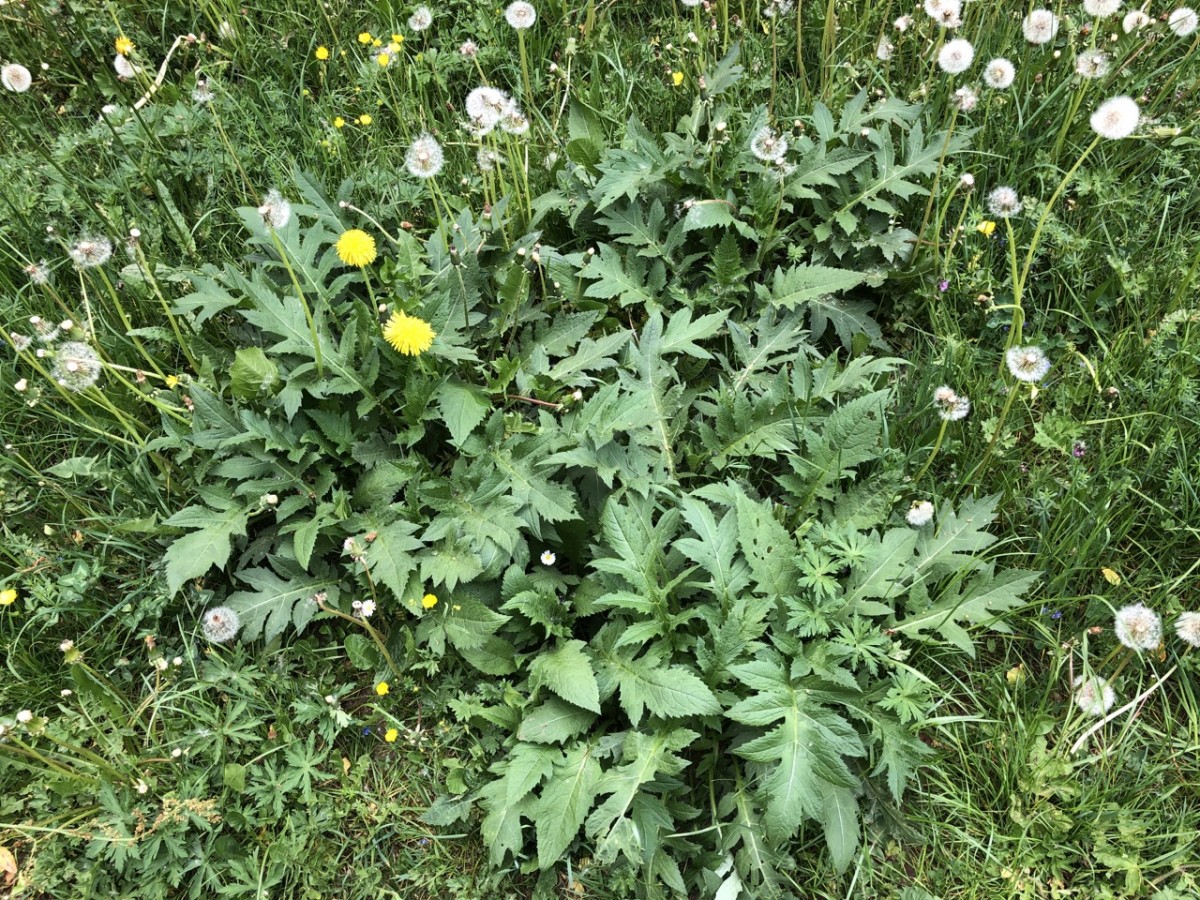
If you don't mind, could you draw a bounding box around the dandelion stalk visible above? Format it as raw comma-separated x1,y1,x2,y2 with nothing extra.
517,30,534,108
315,596,403,683
93,268,166,379
910,108,960,270
912,418,950,484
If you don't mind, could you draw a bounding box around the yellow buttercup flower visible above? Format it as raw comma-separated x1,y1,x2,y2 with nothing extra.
377,53,390,67
385,727,399,742
672,71,684,86
336,229,377,267
165,374,179,389
334,116,345,128
376,681,390,696
382,311,435,356
392,33,404,43
315,45,330,60
422,593,438,609
977,220,996,236
358,31,373,44
115,36,134,56
0,588,16,606
357,113,373,125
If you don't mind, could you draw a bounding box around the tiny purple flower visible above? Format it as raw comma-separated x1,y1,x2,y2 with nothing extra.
1072,440,1087,459
938,280,949,292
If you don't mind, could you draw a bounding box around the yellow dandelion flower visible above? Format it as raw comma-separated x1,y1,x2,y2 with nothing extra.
385,727,399,742
334,116,345,128
315,45,330,60
421,593,438,609
392,33,404,43
376,681,390,696
165,374,179,389
358,31,373,44
977,220,996,236
383,311,436,356
115,36,134,56
0,588,16,606
672,71,684,86
377,52,390,66
336,229,377,267
357,113,373,125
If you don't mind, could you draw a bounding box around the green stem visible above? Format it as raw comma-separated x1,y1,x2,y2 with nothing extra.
912,417,950,484
268,228,324,377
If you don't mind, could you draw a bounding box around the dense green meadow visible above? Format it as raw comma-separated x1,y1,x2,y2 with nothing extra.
2,0,1200,896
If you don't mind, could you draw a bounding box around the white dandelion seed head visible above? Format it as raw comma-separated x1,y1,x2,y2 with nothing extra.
1073,675,1116,716
876,37,895,61
476,147,497,172
960,172,975,188
16,709,33,724
983,57,1016,89
465,85,512,133
1005,346,1051,382
201,606,242,643
500,108,530,135
192,80,214,105
933,385,957,405
987,185,1023,218
257,188,291,229
894,15,914,31
113,54,136,79
408,5,433,32
1169,7,1199,35
947,395,971,421
923,0,962,20
1084,0,1123,17
935,7,962,28
2,63,32,93
11,332,33,352
680,0,702,6
25,260,50,284
505,1,537,29
906,500,935,527
1175,611,1200,647
1122,9,1151,31
763,0,794,18
749,126,788,162
68,235,113,269
1075,49,1110,79
540,550,556,565
51,342,102,392
1090,94,1140,139
1023,9,1060,44
953,86,978,111
458,39,478,57
938,38,975,74
1113,603,1163,651
405,132,444,179
32,317,59,343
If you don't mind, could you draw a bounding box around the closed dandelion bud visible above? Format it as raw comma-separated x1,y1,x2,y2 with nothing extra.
201,606,241,643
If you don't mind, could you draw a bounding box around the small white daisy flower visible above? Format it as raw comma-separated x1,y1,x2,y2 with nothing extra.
1114,603,1162,651
1175,611,1200,647
505,1,537,29
1073,675,1116,716
937,38,975,74
906,500,935,527
983,58,1016,89
1023,9,1060,44
360,599,376,618
540,550,556,565
1168,7,1199,36
1090,95,1140,139
1005,346,1051,382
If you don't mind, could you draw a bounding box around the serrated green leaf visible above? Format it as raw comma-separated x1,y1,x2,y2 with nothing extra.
531,639,601,713
366,520,423,600
443,597,511,652
226,567,331,644
436,379,490,447
518,697,599,744
163,504,248,595
534,742,602,868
